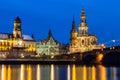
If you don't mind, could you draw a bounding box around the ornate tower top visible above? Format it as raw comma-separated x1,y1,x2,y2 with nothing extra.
13,16,22,38
80,7,86,23
14,16,21,23
78,7,88,36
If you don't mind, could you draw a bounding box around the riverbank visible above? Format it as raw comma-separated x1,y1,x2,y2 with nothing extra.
0,59,84,65
0,59,120,67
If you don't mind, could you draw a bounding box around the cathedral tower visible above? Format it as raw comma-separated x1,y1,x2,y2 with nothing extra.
13,16,22,39
78,7,88,36
69,7,104,53
70,16,78,45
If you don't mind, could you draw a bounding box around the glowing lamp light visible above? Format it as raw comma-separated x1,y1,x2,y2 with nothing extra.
96,52,104,63
112,40,115,43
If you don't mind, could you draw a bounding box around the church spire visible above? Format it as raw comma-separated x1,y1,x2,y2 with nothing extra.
80,6,86,23
72,16,76,29
48,29,52,37
70,16,78,45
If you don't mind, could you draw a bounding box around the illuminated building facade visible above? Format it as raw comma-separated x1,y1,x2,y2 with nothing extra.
0,17,36,57
69,8,105,53
36,29,60,55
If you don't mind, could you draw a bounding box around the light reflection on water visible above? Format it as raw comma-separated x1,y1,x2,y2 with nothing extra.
0,64,120,80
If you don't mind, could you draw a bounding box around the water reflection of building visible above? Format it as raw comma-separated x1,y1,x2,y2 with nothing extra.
27,65,32,80
97,65,107,80
67,65,71,80
107,67,117,80
41,65,51,80
36,65,41,80
69,7,105,53
111,67,117,80
51,64,55,80
72,65,76,80
0,17,36,57
20,65,25,80
0,64,119,80
72,65,97,80
36,29,60,56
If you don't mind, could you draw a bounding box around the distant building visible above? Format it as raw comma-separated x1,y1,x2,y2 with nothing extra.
69,8,105,53
36,29,60,56
0,16,36,57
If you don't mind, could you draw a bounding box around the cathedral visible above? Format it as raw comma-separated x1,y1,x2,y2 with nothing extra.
69,8,105,53
0,16,36,57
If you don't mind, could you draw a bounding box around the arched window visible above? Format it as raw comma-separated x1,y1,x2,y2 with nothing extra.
81,19,85,22
82,30,84,35
82,40,84,45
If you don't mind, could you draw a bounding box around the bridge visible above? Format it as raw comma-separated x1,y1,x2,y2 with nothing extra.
81,39,120,64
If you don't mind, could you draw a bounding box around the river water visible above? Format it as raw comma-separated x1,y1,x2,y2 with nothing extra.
0,64,120,80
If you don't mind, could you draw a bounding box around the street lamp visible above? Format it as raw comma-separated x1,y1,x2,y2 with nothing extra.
112,39,115,49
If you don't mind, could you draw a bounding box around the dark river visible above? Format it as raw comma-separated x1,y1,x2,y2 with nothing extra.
0,64,120,80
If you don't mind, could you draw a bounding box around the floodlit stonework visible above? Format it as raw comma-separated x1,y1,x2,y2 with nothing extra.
69,8,105,53
36,29,60,56
0,17,36,57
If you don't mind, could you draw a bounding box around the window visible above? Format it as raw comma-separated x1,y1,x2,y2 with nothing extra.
82,30,84,35
82,40,84,45
7,42,9,46
81,19,84,22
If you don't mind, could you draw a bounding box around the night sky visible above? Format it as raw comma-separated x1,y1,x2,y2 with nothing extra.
0,0,120,46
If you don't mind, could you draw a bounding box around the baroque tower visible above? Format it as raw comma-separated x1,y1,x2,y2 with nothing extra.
13,16,22,39
78,8,88,36
69,7,105,53
70,16,78,45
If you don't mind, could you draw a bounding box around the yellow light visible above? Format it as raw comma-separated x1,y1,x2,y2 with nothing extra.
96,53,103,63
1,65,6,80
27,65,32,80
72,64,76,80
51,56,54,59
83,65,87,80
98,65,107,80
92,66,96,80
7,65,11,80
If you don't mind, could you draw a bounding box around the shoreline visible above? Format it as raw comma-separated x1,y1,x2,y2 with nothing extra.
0,58,120,67
0,59,83,65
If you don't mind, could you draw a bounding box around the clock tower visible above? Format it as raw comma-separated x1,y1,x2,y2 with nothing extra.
13,16,22,39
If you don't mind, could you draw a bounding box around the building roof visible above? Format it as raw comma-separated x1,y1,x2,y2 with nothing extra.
0,33,11,39
38,29,59,44
22,35,34,41
0,33,35,41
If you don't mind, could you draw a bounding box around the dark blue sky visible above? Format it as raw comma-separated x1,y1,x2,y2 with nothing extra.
0,0,120,46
